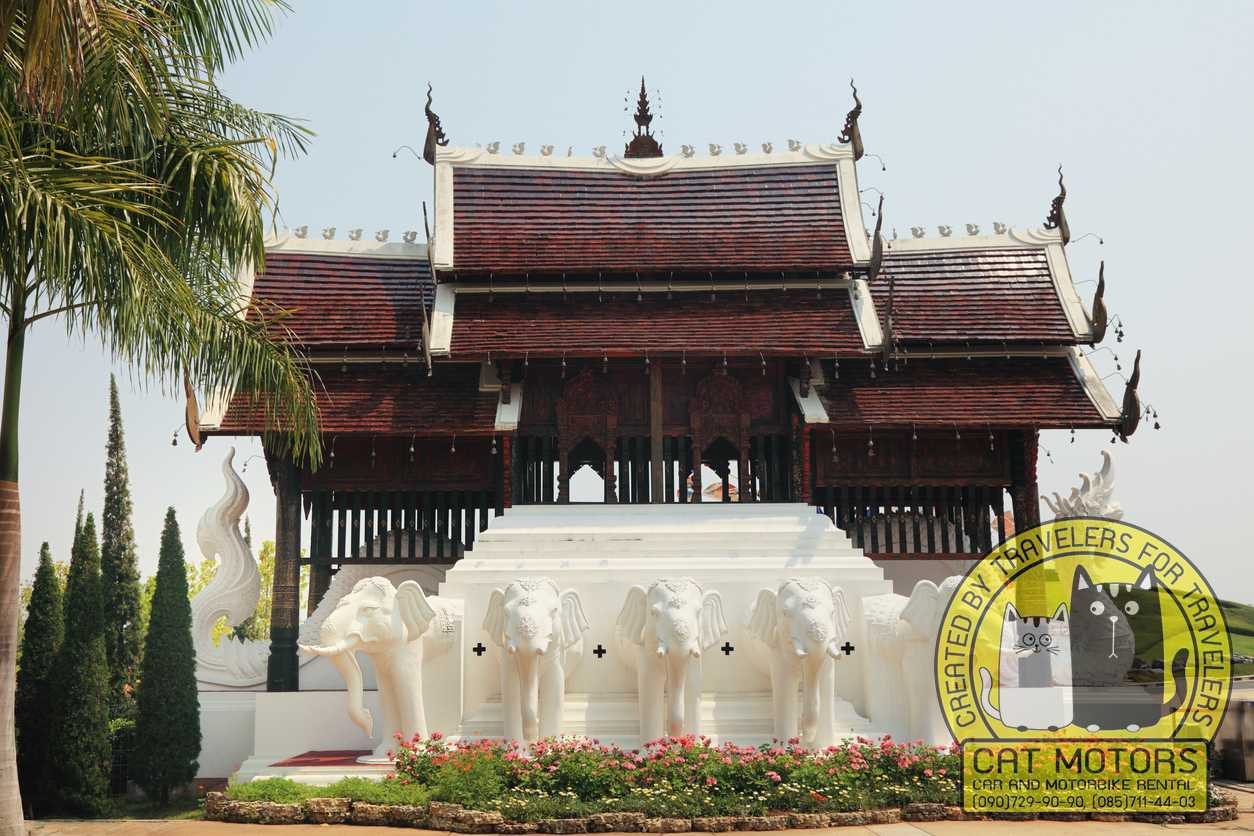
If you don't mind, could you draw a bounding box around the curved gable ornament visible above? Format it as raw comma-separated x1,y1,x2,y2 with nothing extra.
191,448,270,687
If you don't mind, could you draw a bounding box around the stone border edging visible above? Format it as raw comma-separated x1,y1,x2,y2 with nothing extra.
203,793,1240,829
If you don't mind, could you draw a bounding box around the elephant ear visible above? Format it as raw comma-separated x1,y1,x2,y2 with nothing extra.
483,587,507,648
899,580,941,636
747,588,778,644
615,585,649,646
699,590,729,651
559,589,591,649
396,580,437,643
830,585,852,641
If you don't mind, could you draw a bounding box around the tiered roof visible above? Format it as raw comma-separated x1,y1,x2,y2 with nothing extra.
208,85,1127,438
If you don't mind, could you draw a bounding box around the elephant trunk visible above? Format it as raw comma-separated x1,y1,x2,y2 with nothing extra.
515,650,542,742
665,649,691,737
799,652,825,743
323,637,371,738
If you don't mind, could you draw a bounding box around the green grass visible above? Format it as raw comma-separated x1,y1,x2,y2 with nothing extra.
226,776,430,806
109,795,203,819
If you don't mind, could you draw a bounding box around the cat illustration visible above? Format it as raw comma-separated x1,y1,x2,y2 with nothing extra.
979,602,1072,731
1069,565,1188,732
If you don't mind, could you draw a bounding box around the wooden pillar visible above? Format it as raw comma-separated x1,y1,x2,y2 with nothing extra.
267,454,302,692
307,565,332,617
801,423,812,504
1008,428,1041,532
649,363,664,503
790,414,803,502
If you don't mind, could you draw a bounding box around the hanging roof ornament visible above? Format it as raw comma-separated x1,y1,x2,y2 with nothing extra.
624,77,663,159
838,79,864,161
423,82,449,165
1090,260,1108,344
1117,349,1142,441
865,194,885,282
1044,165,1071,244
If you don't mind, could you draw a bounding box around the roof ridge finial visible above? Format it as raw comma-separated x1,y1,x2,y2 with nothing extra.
624,76,663,159
1044,164,1070,244
1090,260,1108,345
839,78,864,161
1117,349,1142,442
423,82,449,165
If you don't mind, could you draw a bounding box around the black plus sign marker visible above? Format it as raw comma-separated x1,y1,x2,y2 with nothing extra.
593,644,607,659
721,642,735,656
472,642,487,657
840,641,856,656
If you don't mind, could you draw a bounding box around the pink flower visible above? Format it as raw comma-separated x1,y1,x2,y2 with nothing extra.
431,731,445,741
924,768,933,777
767,771,782,782
706,777,717,786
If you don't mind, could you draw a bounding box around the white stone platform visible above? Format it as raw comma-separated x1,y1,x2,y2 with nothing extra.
216,503,894,784
444,503,892,741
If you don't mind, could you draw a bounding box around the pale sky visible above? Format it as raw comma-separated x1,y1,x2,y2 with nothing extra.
9,1,1253,603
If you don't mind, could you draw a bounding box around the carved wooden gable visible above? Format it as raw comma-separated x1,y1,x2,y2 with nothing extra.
556,369,616,441
691,373,745,445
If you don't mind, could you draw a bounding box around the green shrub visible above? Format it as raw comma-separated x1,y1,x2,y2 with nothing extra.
226,778,313,804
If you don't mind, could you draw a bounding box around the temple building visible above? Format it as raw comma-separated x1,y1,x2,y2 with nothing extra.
201,80,1139,692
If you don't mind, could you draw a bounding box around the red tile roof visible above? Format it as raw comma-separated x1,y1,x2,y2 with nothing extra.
872,248,1078,344
450,164,851,275
251,252,433,349
215,364,497,435
818,357,1109,428
447,290,867,357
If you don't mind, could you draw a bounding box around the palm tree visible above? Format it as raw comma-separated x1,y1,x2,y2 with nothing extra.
0,1,321,826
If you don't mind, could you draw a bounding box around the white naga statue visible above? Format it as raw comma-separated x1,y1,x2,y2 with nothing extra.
1044,449,1123,520
862,577,962,745
299,577,448,763
616,578,727,739
748,578,852,749
482,578,590,746
190,447,271,686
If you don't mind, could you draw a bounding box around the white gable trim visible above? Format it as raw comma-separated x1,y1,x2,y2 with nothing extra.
789,378,830,424
429,283,455,356
849,278,883,349
494,384,523,432
1067,346,1121,421
263,232,429,259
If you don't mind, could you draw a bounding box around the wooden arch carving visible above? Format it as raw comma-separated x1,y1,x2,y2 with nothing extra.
689,373,750,502
555,368,618,502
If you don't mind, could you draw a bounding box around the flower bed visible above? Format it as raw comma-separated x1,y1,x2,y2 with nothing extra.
204,734,1239,830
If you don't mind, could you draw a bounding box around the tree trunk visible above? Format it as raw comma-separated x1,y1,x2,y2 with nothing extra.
0,283,27,833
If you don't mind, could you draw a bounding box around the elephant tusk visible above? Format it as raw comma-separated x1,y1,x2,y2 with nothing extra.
299,642,341,657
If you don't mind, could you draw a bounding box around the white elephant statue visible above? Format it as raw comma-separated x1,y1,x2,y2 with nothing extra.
616,578,727,740
862,576,962,745
748,578,852,748
483,577,590,746
298,576,439,763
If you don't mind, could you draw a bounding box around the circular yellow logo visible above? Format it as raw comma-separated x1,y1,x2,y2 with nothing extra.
936,518,1231,743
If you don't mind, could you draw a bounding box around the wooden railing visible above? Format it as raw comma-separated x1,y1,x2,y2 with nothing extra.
513,433,795,504
812,484,1008,558
304,488,502,565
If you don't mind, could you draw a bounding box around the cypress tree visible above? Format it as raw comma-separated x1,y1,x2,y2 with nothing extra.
132,509,201,805
15,543,64,817
100,375,141,715
49,514,112,816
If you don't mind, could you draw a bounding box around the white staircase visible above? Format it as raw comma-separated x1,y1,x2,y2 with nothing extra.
461,502,877,576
